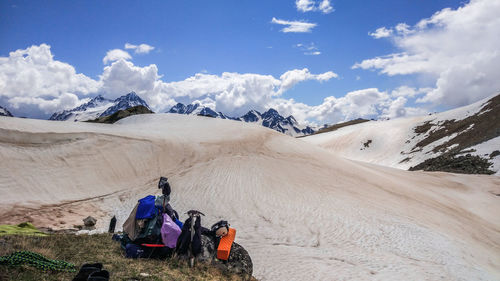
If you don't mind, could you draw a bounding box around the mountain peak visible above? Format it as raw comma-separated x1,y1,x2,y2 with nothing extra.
0,105,13,117
49,92,150,121
115,91,140,102
102,92,149,117
167,103,314,136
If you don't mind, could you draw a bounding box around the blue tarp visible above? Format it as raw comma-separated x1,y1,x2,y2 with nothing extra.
136,195,157,219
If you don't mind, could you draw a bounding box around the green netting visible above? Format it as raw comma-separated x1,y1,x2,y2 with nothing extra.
0,251,76,272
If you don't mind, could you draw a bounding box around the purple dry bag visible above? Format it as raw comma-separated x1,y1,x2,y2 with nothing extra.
161,213,181,248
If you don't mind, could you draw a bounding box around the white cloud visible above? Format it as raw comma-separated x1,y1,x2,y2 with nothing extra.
318,0,334,14
295,42,322,55
8,93,82,114
1,43,428,125
0,44,100,115
380,96,428,120
391,86,431,98
103,49,132,64
296,0,333,14
369,27,393,39
296,0,315,12
271,17,317,33
354,0,500,107
270,88,391,125
278,68,337,94
100,59,161,99
124,43,155,54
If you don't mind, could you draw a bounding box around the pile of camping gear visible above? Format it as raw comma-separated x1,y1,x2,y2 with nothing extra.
117,177,237,267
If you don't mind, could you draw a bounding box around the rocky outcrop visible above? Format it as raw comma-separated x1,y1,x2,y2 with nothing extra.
87,105,153,124
409,153,495,174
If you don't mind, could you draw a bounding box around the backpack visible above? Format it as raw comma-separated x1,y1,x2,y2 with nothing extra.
161,213,182,248
134,211,163,244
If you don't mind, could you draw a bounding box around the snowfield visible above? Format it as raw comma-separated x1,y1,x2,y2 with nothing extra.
0,114,499,280
303,94,500,175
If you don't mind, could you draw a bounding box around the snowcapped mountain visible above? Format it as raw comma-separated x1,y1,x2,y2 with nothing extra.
49,95,113,121
100,92,150,117
49,92,150,122
0,106,13,117
168,103,314,136
304,93,500,175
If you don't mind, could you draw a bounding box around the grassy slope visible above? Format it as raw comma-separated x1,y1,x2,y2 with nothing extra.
0,234,256,281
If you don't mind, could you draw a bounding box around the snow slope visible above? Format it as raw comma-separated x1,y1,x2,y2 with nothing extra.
0,114,499,280
304,94,500,175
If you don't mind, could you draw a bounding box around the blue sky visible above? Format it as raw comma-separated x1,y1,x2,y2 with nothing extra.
1,0,498,124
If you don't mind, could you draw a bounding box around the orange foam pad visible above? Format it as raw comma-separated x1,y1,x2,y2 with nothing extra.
217,228,236,260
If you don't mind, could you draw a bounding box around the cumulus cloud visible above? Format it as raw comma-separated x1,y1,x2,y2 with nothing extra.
354,0,500,107
271,17,317,33
296,0,333,14
278,68,337,94
270,88,391,125
1,43,427,124
100,59,161,99
369,27,393,39
156,72,281,116
380,97,428,120
0,44,100,115
103,49,132,64
390,86,431,98
124,43,155,54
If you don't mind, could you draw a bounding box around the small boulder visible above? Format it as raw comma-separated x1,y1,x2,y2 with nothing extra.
178,235,253,280
83,216,97,230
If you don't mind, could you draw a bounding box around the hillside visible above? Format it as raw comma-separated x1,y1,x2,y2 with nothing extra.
304,94,500,175
87,105,153,124
0,114,499,280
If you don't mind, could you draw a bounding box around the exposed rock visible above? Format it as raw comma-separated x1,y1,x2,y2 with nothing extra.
177,235,253,280
83,216,97,230
490,150,500,158
87,105,153,124
409,153,495,174
362,139,372,149
0,106,13,117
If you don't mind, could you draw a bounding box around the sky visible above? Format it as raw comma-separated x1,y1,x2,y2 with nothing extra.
1,0,499,125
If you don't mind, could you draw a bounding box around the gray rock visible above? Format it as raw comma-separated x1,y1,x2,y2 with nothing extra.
83,216,97,229
178,235,253,280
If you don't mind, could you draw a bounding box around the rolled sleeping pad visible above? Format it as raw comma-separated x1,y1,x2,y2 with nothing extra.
217,228,236,260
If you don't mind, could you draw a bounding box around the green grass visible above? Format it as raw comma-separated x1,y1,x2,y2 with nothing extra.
0,233,256,281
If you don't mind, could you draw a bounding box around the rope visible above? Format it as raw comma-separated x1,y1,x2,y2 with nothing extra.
0,251,76,272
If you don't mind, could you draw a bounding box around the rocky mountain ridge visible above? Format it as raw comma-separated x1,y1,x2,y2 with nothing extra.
0,106,13,117
168,103,314,137
49,92,150,122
